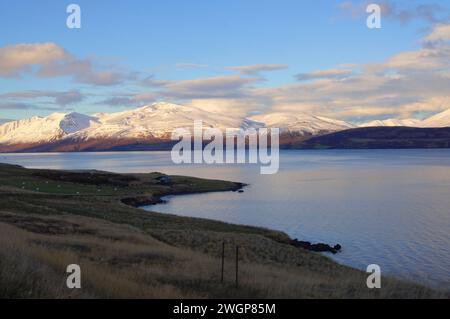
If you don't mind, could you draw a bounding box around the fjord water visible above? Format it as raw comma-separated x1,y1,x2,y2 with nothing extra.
1,150,449,288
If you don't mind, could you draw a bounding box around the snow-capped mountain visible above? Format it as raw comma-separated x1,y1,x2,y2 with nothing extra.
359,118,421,128
86,102,263,140
0,102,262,147
358,109,450,128
0,112,99,144
1,103,449,152
421,109,450,127
251,112,355,135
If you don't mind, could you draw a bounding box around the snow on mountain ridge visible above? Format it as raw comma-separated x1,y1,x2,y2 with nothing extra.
359,109,450,128
421,109,450,127
0,102,264,144
59,112,100,134
90,102,263,139
250,112,355,135
1,103,449,146
359,118,421,127
0,112,100,144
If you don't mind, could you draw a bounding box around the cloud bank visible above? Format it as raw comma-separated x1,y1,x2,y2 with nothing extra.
1,21,450,122
0,43,133,86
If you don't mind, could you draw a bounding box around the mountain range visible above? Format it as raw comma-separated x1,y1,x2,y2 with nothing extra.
0,102,450,152
359,109,450,128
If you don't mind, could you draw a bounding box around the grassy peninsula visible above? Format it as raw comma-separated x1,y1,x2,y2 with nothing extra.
0,163,445,298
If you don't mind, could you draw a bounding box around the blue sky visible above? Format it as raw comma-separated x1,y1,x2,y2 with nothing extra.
1,0,449,122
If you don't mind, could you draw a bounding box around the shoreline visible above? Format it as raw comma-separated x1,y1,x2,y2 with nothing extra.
138,191,344,255
96,183,447,290
2,148,450,157
125,180,447,289
0,163,446,298
121,182,246,207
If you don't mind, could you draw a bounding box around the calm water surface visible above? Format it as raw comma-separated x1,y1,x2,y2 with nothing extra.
1,150,449,288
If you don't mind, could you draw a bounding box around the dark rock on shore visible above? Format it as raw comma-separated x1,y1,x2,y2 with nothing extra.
291,239,342,254
121,196,163,207
122,181,246,208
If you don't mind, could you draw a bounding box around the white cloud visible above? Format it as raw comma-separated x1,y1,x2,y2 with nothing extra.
0,43,67,77
4,22,450,122
425,24,450,42
0,43,133,86
186,98,263,118
296,68,354,81
158,75,261,99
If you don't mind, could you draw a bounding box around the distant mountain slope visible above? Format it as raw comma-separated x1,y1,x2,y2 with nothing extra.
1,103,450,152
251,112,355,135
293,127,450,149
0,102,263,149
0,102,351,152
421,109,450,127
0,112,99,144
358,109,450,128
88,102,263,140
359,118,421,127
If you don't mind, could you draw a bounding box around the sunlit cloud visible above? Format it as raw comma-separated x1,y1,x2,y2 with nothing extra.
228,64,288,75
96,22,450,122
0,43,67,77
295,68,354,82
0,43,134,86
425,23,450,42
157,75,261,99
2,20,450,123
1,90,85,106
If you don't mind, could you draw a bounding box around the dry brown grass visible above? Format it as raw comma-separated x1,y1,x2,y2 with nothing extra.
0,164,446,299
0,211,445,299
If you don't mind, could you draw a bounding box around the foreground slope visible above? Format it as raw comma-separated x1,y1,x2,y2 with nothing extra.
0,163,445,298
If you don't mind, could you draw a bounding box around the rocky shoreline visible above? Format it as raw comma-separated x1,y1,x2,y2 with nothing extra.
121,183,343,255
291,239,342,254
121,182,246,208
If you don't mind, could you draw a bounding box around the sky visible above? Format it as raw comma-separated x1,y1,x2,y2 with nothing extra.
0,0,450,123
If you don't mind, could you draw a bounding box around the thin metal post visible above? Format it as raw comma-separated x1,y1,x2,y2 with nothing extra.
221,241,225,283
235,245,239,288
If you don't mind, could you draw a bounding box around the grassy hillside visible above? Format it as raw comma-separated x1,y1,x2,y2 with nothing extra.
291,127,450,149
0,163,446,298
